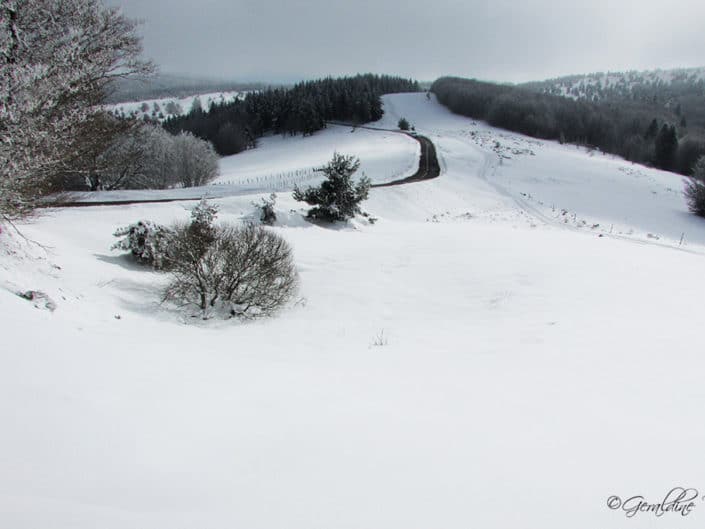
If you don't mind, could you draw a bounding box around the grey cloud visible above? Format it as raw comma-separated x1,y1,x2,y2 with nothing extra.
109,0,705,83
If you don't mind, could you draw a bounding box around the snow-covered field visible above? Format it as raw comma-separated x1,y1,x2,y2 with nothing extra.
2,93,705,529
214,124,420,188
105,90,245,122
63,122,419,203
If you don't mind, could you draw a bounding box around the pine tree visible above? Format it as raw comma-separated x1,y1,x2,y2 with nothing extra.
190,97,203,115
644,118,659,140
293,153,371,222
654,124,678,170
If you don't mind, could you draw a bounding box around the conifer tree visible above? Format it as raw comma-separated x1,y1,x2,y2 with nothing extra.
654,124,678,170
293,153,371,222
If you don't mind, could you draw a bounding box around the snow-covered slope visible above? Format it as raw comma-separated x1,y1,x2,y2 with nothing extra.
377,93,704,247
104,90,245,122
524,66,705,101
2,93,705,529
63,122,419,203
214,124,420,188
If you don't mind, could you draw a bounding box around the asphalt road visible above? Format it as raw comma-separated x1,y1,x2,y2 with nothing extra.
44,125,441,208
371,133,440,188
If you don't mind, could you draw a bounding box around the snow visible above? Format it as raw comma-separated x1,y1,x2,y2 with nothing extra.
2,93,705,529
533,67,705,100
214,124,420,187
61,123,419,203
376,93,705,248
104,90,246,122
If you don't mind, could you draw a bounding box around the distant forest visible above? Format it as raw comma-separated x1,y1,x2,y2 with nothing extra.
522,68,705,130
432,76,705,176
164,74,420,156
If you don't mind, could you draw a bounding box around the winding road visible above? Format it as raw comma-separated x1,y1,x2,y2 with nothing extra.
44,125,441,208
325,122,441,188
372,133,440,188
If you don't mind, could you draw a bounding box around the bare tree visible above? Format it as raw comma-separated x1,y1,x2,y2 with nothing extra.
92,123,153,190
172,132,219,188
93,124,180,190
0,0,153,219
164,223,298,319
59,123,219,191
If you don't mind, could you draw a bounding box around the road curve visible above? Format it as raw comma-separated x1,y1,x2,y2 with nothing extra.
326,122,441,188
371,134,440,188
44,124,442,208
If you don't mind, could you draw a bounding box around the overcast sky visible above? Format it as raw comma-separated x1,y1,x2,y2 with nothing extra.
109,0,705,83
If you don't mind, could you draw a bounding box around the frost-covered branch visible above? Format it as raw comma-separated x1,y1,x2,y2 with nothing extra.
0,0,154,220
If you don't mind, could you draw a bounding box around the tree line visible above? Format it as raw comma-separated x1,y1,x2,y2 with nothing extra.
432,77,705,176
164,74,421,156
523,68,705,131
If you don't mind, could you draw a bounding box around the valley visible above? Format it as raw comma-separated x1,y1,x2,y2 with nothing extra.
2,92,704,529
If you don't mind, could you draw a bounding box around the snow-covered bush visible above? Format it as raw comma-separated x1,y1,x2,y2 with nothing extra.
113,199,297,320
398,117,410,131
164,223,298,319
112,220,174,269
165,101,183,116
254,193,277,225
685,156,705,217
293,153,370,222
191,198,219,228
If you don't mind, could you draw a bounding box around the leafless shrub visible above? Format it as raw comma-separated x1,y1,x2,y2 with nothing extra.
684,179,705,217
163,223,298,319
685,156,705,217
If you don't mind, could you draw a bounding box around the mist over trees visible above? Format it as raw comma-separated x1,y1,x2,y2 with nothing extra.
432,76,705,176
164,74,420,156
105,74,265,105
524,69,705,176
523,68,705,128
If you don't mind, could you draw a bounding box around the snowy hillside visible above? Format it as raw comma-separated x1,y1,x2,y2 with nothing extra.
104,90,246,122
2,93,705,529
214,124,420,188
524,66,705,102
59,123,419,203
